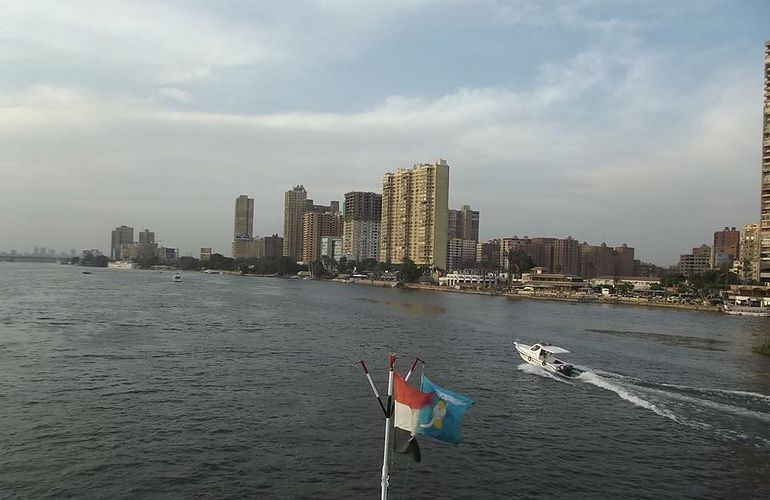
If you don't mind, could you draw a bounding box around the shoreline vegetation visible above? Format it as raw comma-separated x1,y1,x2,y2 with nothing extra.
324,278,722,313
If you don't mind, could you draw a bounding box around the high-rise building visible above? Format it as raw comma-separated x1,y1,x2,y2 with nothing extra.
551,237,581,275
380,159,449,269
233,195,254,240
110,225,134,260
739,223,760,281
580,243,615,278
302,212,342,263
257,234,284,258
284,185,309,260
232,195,256,259
138,229,155,245
343,191,382,262
321,236,344,261
613,244,635,277
759,41,770,282
447,238,477,272
343,219,380,262
476,239,501,270
713,226,740,263
200,248,212,261
344,191,382,221
448,205,480,241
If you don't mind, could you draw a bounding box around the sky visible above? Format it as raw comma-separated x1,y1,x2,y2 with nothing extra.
1,0,769,265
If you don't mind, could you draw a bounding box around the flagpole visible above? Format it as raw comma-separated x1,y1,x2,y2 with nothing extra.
381,353,395,500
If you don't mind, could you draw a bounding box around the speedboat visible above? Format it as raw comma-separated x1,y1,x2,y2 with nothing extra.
172,274,183,282
514,341,577,377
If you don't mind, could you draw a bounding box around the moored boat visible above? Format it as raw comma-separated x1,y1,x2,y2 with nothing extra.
722,286,770,317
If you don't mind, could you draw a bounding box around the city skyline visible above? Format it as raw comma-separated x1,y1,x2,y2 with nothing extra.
1,2,769,265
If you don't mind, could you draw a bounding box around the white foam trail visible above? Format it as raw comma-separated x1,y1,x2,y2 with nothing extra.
584,368,770,406
517,363,574,385
629,385,770,423
578,371,692,425
657,383,770,404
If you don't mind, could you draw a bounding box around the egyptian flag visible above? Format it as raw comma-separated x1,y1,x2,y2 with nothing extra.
393,373,434,462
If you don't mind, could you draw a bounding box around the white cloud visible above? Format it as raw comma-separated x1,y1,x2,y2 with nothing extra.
159,87,193,103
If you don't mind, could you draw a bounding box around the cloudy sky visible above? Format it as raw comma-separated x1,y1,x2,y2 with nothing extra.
1,0,768,264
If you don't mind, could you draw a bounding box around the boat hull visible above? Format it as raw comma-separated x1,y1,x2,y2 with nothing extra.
514,342,576,377
722,306,770,317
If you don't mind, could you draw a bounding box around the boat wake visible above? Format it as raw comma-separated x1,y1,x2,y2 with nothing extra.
575,369,770,449
516,363,574,385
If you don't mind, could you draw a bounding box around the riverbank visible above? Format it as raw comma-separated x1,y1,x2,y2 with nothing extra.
342,278,722,313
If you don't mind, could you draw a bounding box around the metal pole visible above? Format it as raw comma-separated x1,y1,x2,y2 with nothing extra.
359,360,387,416
404,357,422,383
381,353,395,500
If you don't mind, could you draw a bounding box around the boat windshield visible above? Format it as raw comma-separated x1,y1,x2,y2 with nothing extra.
532,344,540,350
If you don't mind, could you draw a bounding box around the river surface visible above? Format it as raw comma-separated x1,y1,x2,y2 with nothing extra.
1,263,770,499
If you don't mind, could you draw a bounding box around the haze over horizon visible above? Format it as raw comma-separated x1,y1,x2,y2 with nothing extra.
1,0,769,266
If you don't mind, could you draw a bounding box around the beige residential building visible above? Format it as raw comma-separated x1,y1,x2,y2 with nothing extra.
283,185,310,260
379,159,449,269
760,41,770,282
739,223,760,281
302,212,342,263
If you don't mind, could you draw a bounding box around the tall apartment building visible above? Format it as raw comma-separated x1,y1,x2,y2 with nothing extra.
110,225,134,260
447,238,477,272
613,244,635,276
738,223,759,281
759,41,770,282
380,160,449,269
343,191,382,262
551,237,581,275
233,195,254,240
476,239,501,269
448,205,480,241
713,226,740,262
232,195,256,259
138,229,155,245
284,186,309,260
302,212,342,263
321,236,344,262
499,236,580,275
580,243,615,278
258,234,284,258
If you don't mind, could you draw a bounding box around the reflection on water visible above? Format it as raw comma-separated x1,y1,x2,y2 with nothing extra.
586,328,729,351
353,296,447,314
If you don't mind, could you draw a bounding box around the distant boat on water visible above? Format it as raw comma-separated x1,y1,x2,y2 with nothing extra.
172,274,183,282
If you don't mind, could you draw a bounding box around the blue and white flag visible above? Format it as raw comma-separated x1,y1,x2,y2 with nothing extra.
416,376,474,445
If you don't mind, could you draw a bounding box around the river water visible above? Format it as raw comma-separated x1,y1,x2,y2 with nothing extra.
1,263,769,499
